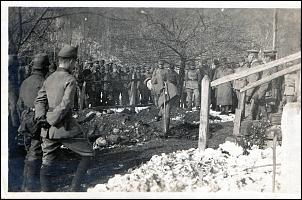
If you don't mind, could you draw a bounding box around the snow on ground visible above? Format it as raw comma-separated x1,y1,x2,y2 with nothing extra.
88,141,282,193
110,106,149,113
209,110,235,123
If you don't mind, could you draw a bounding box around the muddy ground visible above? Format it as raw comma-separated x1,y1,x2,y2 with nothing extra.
8,106,234,192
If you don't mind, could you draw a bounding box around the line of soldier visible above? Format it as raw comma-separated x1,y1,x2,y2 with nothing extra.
73,59,153,109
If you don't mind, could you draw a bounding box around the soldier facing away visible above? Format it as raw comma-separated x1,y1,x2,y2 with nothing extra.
34,44,94,192
17,53,50,191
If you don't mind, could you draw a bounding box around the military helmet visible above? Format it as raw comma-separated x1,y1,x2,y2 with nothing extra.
246,49,259,56
263,50,277,58
32,53,50,70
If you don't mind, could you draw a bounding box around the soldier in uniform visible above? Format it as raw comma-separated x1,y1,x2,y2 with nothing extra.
93,61,103,107
82,67,95,107
210,59,219,111
151,61,164,107
103,64,113,106
138,66,150,105
120,65,131,106
17,53,50,191
213,58,234,115
151,60,179,136
34,45,94,192
185,60,201,110
245,49,261,120
250,50,279,120
111,64,122,105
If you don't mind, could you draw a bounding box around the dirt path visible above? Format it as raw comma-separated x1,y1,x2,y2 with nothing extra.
8,111,234,192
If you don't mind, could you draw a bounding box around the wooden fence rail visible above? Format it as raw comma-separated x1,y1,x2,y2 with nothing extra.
198,51,301,151
211,51,301,87
240,64,301,92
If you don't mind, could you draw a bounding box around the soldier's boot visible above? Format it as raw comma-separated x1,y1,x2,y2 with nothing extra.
21,161,29,191
24,160,42,192
40,164,55,192
70,156,92,192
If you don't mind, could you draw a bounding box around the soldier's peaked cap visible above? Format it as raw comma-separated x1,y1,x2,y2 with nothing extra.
32,53,50,70
246,49,259,54
263,50,277,57
58,44,78,58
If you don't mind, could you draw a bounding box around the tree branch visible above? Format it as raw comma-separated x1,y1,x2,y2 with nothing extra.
20,8,49,46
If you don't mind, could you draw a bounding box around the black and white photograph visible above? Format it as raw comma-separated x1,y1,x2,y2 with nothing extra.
1,1,301,199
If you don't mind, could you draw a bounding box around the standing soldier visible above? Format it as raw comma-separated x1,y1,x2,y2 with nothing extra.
103,64,112,106
139,66,151,105
245,49,261,120
34,45,94,192
213,58,234,115
151,60,179,136
17,53,50,191
111,64,122,106
185,60,201,110
120,65,130,106
82,68,94,107
151,61,164,107
250,50,279,120
143,66,154,104
166,62,180,88
210,59,219,111
93,62,103,107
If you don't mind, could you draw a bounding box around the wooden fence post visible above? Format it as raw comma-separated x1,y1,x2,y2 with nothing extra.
199,75,210,151
233,91,246,137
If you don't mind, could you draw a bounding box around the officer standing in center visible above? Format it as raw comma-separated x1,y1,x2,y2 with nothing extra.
34,45,94,192
17,53,50,191
151,60,179,136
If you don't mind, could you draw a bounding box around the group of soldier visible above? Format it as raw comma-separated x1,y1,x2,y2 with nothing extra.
9,46,93,192
8,42,300,192
73,60,154,108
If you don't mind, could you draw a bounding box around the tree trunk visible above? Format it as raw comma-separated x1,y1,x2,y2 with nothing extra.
178,57,186,107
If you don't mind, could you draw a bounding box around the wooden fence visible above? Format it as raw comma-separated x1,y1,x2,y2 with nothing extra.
198,51,301,151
